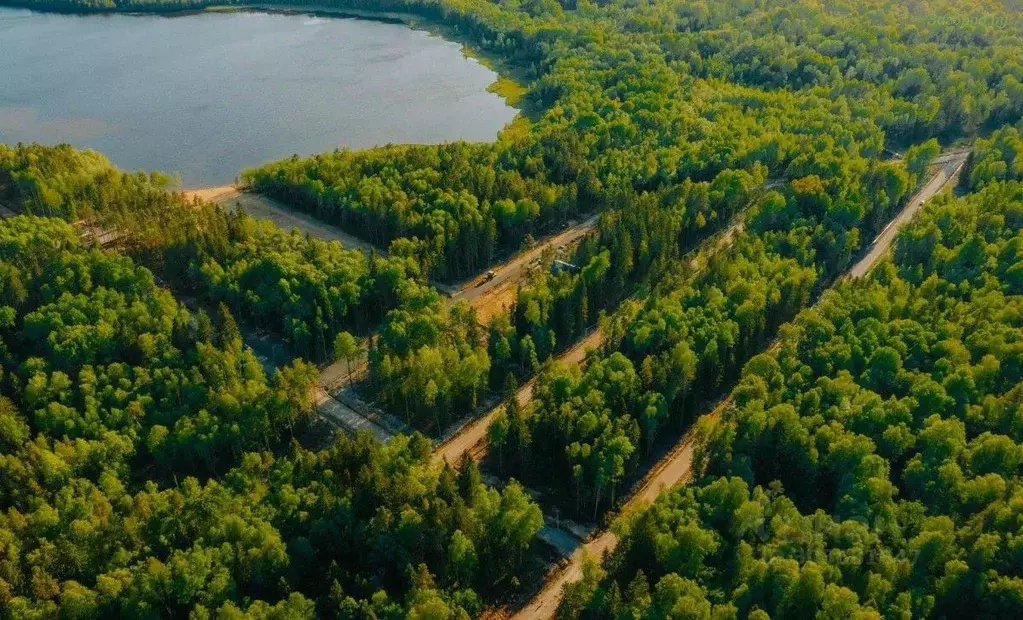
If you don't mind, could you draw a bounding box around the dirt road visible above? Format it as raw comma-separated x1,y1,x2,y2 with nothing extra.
319,340,370,392
182,186,382,256
509,150,969,619
450,213,600,321
185,186,598,376
187,185,599,321
432,328,605,467
183,186,407,438
512,533,618,620
508,404,717,620
436,195,756,470
849,151,968,278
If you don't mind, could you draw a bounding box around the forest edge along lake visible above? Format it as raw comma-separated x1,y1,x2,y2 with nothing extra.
0,6,520,186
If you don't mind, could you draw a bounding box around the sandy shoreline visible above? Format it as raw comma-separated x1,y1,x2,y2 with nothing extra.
181,185,239,203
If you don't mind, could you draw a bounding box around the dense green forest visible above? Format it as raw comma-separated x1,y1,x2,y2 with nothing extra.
10,0,1023,433
0,144,496,438
234,0,1023,283
6,0,1023,616
0,215,318,476
368,282,490,431
243,144,577,282
561,177,1023,619
0,144,494,437
0,144,415,360
0,215,544,617
968,123,1023,190
484,93,924,520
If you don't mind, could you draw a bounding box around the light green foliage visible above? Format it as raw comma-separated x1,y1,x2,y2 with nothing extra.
969,123,1023,189
0,216,318,475
370,283,490,432
565,181,1023,618
244,143,576,282
0,143,418,361
0,218,542,618
7,0,1023,616
234,0,1023,285
0,143,489,429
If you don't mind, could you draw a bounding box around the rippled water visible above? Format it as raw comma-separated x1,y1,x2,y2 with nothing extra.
0,7,517,186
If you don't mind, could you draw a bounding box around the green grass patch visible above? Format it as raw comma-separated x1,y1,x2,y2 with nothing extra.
488,75,527,108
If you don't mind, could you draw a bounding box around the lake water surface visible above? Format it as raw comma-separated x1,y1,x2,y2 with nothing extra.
0,7,517,186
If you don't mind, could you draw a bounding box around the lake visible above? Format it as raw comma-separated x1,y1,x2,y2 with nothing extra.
0,7,518,186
